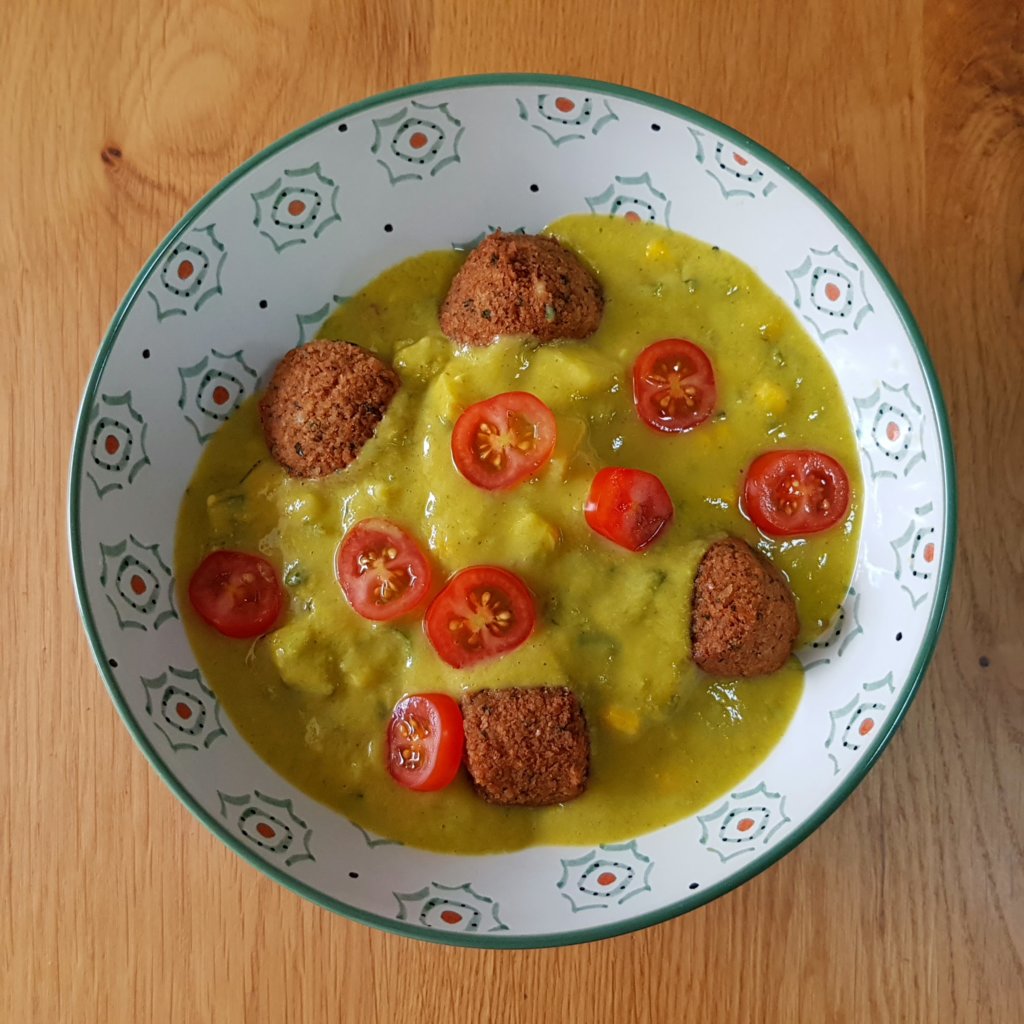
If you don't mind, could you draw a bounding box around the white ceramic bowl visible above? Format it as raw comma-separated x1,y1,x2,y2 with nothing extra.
69,75,955,947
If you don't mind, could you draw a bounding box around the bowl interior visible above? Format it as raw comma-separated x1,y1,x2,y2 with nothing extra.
70,75,954,948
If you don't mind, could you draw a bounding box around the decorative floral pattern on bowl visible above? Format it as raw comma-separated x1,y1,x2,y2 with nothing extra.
218,790,315,868
697,783,791,862
147,224,227,320
86,392,150,497
557,841,654,911
516,92,618,146
786,244,875,340
177,348,260,443
586,172,671,225
69,75,955,949
394,882,508,933
689,128,777,200
142,665,227,752
251,163,342,253
98,536,177,631
371,100,464,184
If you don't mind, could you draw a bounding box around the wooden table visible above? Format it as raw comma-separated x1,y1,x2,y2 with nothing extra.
3,1,1021,1020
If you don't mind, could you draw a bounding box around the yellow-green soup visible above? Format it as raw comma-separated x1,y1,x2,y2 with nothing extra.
176,214,861,853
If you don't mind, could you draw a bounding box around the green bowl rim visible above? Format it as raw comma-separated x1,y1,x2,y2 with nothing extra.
68,72,958,949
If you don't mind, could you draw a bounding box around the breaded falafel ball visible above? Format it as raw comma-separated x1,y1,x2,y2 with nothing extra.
440,231,603,346
691,537,800,677
259,339,400,478
462,686,590,806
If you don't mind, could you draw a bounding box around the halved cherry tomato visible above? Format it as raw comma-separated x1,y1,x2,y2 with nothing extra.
387,693,464,792
743,449,851,537
451,391,557,490
188,550,283,638
633,338,717,433
336,518,432,622
424,566,536,668
585,467,675,551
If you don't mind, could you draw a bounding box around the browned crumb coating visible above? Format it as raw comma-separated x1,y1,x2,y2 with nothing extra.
439,231,603,346
691,537,800,677
461,686,590,806
259,339,399,478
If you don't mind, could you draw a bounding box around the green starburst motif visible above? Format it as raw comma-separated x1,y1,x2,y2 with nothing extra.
371,100,464,185
515,93,618,145
218,790,315,867
557,840,653,912
854,382,926,480
890,502,938,608
86,391,150,497
98,535,177,631
142,666,226,752
394,882,508,932
825,673,895,774
147,224,226,320
697,782,790,862
785,244,874,341
586,173,671,225
689,127,777,199
251,163,341,253
177,348,259,443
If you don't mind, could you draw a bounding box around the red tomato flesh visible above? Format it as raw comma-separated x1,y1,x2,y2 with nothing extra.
188,550,282,638
451,391,557,490
336,518,432,622
585,467,675,551
424,566,536,668
387,693,464,792
633,338,717,433
743,449,851,537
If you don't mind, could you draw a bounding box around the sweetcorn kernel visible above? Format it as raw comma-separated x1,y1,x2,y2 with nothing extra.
602,705,641,736
752,381,789,416
645,240,671,262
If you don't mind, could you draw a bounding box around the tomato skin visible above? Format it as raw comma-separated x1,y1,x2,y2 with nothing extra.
743,450,851,537
336,518,432,622
633,338,717,433
188,550,283,639
584,467,675,551
387,693,465,792
424,566,536,668
451,392,557,490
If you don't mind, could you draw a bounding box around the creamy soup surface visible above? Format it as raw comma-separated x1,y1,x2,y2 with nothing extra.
176,215,861,853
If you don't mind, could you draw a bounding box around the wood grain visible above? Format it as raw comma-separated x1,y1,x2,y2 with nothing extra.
2,0,1022,1020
